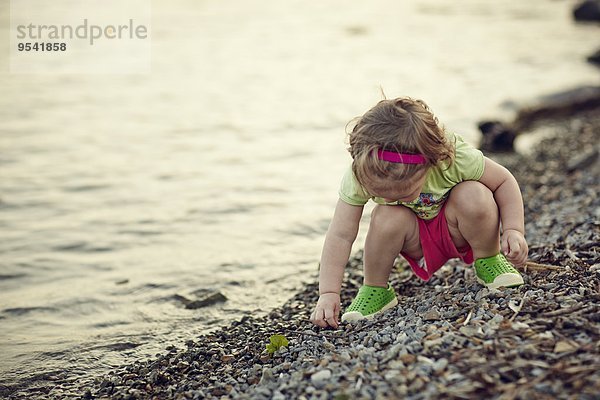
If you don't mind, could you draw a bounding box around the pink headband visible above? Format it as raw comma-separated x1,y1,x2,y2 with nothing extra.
376,149,427,164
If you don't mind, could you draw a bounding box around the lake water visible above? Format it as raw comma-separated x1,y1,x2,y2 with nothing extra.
1,0,598,394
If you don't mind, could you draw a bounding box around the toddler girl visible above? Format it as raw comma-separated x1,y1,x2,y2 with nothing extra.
310,97,528,328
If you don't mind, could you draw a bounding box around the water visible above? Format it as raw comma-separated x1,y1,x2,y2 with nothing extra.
1,0,598,393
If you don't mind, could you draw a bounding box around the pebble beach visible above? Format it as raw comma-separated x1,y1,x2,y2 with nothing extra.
2,2,600,398
3,1,600,396
58,109,599,399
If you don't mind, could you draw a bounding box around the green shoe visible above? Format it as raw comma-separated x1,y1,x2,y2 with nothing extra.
341,284,398,322
474,253,524,289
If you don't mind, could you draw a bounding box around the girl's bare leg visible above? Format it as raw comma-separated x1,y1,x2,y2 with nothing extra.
445,181,501,259
363,205,422,287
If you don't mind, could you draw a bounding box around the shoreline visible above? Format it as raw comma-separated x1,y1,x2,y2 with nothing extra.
3,108,599,399
90,112,599,398
1,3,598,398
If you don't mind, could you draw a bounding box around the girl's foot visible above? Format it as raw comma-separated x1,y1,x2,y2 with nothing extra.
341,284,398,322
474,253,524,289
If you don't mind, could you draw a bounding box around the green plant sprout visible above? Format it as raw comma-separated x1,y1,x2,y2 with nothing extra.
266,334,289,355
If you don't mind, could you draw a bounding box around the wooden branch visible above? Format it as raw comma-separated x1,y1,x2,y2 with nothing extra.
524,261,564,271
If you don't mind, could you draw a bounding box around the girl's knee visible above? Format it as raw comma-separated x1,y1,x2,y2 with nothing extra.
449,181,497,218
370,205,416,234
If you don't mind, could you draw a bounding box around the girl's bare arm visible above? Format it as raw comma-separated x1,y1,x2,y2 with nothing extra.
311,199,363,328
319,199,363,294
478,157,528,265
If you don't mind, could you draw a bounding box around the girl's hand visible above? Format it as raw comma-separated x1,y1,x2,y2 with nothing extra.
501,229,528,266
310,293,340,329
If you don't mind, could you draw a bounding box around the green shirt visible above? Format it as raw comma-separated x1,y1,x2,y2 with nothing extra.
338,132,485,220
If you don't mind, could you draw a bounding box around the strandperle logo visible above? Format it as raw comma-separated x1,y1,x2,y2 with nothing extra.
15,19,148,46
10,0,151,73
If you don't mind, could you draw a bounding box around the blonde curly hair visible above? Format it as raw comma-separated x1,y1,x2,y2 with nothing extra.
347,97,455,190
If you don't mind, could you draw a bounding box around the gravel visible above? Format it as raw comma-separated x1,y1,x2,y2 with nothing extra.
5,112,599,400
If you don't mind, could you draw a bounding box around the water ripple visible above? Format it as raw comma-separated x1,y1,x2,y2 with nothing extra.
52,241,120,253
2,307,58,316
